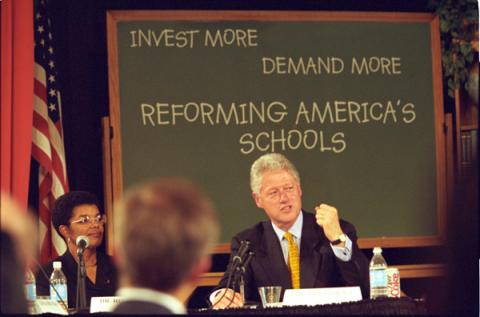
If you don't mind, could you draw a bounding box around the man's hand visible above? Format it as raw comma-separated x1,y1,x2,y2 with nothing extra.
315,203,344,244
212,288,244,309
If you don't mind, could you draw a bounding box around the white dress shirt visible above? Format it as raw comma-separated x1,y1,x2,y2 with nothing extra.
114,287,186,314
271,211,353,263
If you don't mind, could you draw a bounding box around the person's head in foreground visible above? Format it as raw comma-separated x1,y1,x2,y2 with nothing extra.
113,177,219,314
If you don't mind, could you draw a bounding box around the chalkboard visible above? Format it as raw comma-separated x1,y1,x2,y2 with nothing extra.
106,11,446,249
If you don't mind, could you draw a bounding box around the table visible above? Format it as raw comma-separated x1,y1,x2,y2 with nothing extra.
190,297,427,315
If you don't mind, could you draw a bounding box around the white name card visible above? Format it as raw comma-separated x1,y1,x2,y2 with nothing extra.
90,296,122,313
32,299,68,315
283,286,362,306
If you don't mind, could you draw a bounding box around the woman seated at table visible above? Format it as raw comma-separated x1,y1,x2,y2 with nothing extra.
36,191,117,308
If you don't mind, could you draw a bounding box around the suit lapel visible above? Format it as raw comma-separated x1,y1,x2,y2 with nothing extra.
299,211,323,288
256,222,292,290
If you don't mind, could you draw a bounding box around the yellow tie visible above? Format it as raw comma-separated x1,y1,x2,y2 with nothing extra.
284,232,300,289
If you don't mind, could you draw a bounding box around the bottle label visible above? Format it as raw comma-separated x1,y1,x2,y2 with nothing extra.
370,269,388,287
50,284,68,305
25,284,37,301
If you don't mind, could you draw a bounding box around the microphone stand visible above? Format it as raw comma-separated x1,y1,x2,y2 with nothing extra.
75,249,88,312
235,266,245,303
219,241,251,309
233,251,254,306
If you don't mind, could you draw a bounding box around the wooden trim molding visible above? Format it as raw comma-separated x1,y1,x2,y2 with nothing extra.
212,235,447,254
196,272,224,287
101,117,114,256
107,10,434,22
396,263,446,279
196,263,446,287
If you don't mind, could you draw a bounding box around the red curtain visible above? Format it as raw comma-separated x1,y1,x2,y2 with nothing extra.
1,0,34,209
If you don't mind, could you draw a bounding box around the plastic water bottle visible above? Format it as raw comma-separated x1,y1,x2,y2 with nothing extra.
50,261,68,308
369,247,388,299
25,268,37,302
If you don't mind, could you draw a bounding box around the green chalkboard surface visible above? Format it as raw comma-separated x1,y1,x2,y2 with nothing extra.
107,11,446,248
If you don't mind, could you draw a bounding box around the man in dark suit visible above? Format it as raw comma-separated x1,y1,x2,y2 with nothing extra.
112,178,219,314
211,153,369,308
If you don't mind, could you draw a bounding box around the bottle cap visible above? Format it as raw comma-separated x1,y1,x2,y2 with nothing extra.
373,247,382,254
53,261,62,269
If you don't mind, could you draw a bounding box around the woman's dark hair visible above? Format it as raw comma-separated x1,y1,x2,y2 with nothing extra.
52,191,100,234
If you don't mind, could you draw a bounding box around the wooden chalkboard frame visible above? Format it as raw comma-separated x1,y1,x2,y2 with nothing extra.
105,10,447,253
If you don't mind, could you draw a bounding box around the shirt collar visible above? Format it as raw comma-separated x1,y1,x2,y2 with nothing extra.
271,210,303,241
116,287,186,314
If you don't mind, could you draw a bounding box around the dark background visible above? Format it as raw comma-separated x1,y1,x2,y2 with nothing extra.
27,0,478,315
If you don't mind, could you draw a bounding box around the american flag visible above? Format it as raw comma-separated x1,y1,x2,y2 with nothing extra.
32,0,69,263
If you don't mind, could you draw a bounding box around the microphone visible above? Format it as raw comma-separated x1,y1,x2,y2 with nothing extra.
211,241,254,309
232,240,250,265
76,235,89,256
242,251,254,270
75,236,89,310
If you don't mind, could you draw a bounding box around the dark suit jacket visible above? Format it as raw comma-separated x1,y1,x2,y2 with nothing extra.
35,251,118,308
216,210,369,302
113,300,173,314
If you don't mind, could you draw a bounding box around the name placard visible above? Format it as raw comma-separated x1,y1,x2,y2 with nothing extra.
90,296,122,313
32,299,68,315
283,286,362,306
